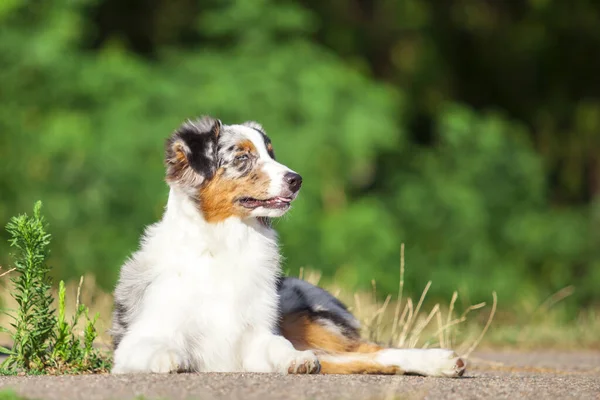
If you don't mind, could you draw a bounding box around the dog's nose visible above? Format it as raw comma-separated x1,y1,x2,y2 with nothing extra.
284,172,302,192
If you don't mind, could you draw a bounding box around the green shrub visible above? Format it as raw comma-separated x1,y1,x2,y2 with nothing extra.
1,202,109,374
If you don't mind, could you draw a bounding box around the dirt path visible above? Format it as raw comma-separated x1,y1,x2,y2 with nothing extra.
0,351,598,399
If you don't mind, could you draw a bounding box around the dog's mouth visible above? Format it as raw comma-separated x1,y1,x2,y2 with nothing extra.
238,196,293,210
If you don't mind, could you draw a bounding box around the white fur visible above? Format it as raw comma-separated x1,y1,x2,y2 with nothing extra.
111,188,315,374
375,348,465,377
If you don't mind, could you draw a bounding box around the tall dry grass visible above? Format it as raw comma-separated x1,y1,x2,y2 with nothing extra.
300,244,497,357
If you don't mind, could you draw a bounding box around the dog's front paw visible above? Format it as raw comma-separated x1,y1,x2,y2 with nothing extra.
284,351,321,374
112,341,185,374
147,348,182,374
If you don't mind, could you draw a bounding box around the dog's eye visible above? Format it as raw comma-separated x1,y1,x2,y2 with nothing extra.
235,154,249,162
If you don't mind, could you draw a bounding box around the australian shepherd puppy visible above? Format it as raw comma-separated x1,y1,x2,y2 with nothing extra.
110,117,466,377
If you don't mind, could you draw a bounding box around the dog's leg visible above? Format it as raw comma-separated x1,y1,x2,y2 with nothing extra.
317,348,465,377
241,328,321,374
112,333,188,374
112,297,190,374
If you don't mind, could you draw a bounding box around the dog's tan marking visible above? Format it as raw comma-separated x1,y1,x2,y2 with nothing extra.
212,121,221,137
352,342,383,353
237,139,257,154
318,357,403,375
198,167,271,223
281,313,353,352
280,312,399,374
280,312,379,353
165,142,189,183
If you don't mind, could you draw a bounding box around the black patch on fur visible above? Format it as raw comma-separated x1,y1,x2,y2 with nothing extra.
277,277,360,339
112,301,129,348
165,117,222,181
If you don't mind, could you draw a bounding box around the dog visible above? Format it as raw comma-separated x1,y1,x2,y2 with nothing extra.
110,117,466,377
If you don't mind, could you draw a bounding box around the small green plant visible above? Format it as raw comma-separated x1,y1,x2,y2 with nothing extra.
0,389,33,400
0,202,110,374
51,279,107,372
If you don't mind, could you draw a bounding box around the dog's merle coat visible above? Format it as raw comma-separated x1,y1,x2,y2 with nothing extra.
110,117,466,377
276,277,360,340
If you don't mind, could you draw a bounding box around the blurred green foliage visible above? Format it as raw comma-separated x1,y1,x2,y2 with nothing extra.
0,0,599,311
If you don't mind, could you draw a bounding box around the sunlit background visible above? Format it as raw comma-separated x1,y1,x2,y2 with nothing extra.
1,0,599,330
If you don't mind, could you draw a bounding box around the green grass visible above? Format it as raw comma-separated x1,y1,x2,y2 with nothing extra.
0,391,166,400
0,390,34,400
0,391,164,400
0,202,110,374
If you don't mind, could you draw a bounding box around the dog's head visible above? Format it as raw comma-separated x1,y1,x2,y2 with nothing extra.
165,116,302,222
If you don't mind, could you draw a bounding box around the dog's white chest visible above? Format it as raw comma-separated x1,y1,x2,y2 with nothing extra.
155,244,279,371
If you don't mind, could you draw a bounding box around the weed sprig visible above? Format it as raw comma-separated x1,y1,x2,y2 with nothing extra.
0,202,109,374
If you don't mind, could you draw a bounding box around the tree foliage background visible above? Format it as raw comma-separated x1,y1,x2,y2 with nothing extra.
1,0,599,314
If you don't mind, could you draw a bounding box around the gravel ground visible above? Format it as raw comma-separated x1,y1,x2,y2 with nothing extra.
0,351,598,400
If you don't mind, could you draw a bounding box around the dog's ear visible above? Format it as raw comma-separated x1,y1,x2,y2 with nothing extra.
242,121,265,132
165,116,222,187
